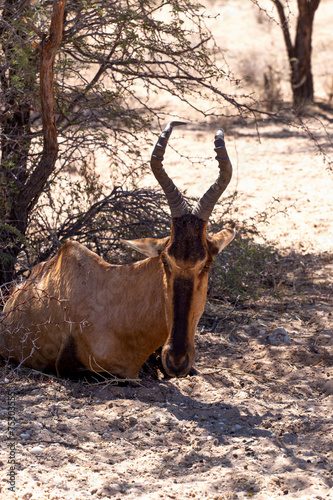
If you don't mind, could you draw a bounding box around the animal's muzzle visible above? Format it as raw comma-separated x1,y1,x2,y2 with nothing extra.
164,352,191,378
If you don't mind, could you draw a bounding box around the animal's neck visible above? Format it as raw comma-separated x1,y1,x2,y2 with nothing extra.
72,255,168,377
108,256,167,344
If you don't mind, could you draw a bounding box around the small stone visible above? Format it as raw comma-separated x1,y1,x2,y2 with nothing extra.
56,423,69,432
22,493,33,500
186,449,196,458
30,446,44,454
268,328,291,346
99,483,122,495
323,379,333,395
20,433,31,440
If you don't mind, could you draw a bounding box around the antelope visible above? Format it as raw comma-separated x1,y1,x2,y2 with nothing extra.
1,122,235,379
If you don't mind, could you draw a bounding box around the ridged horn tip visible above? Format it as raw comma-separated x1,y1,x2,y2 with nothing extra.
191,128,232,221
168,120,188,128
159,121,187,140
216,128,225,139
150,121,189,219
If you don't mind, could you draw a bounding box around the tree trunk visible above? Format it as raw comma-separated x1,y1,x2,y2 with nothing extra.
291,0,320,106
273,0,320,107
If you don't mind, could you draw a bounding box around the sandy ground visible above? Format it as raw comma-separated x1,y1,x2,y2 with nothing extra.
1,1,333,499
1,257,332,500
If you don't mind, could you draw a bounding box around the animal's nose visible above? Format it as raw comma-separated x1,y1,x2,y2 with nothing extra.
164,353,190,378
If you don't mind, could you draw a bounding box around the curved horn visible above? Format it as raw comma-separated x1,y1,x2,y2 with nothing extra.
151,121,190,219
192,129,232,221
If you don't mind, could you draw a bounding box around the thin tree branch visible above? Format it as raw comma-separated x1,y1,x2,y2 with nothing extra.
272,0,294,61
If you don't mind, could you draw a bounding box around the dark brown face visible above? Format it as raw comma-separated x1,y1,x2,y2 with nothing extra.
160,214,213,377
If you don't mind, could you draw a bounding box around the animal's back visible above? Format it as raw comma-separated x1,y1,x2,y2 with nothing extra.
1,240,163,377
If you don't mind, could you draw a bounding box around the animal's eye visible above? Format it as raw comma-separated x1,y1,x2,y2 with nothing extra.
201,265,210,275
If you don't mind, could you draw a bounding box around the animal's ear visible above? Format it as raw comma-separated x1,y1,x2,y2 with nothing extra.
207,227,236,257
121,237,169,257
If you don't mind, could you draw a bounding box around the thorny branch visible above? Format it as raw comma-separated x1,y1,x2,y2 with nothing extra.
0,283,86,382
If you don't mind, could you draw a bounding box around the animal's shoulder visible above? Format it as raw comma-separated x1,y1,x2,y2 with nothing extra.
56,240,110,271
26,241,80,279
23,241,110,287
23,241,87,283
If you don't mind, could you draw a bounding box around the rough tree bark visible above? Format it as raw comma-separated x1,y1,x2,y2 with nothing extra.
272,0,321,106
0,0,66,286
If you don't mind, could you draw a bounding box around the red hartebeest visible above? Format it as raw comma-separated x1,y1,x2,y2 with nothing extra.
1,122,235,378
